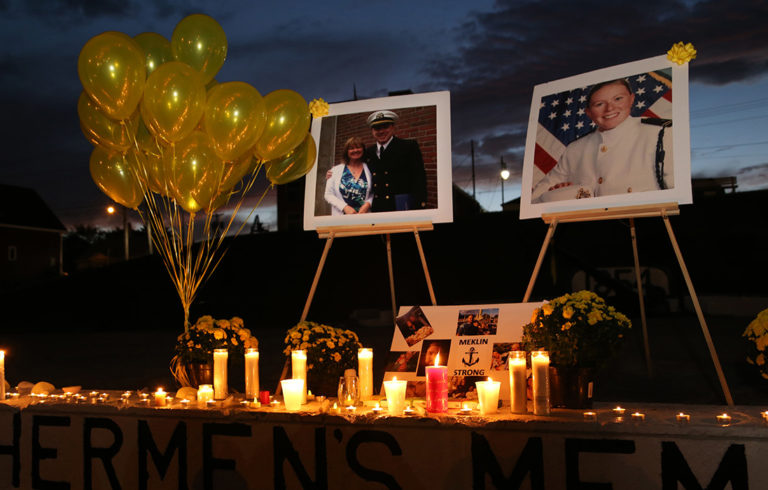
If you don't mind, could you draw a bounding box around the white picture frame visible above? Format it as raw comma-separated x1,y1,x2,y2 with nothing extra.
303,91,452,230
520,55,692,219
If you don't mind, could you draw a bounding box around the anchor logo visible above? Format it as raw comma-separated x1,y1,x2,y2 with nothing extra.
462,347,480,367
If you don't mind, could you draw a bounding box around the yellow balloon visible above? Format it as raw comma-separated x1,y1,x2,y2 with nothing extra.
78,92,137,151
171,14,227,84
133,32,173,75
78,31,146,120
255,89,311,161
205,82,267,161
166,131,224,213
265,133,317,185
220,152,257,193
141,61,205,143
89,146,144,209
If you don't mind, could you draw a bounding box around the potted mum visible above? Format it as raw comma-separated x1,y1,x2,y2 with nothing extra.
283,321,362,396
743,308,768,380
171,315,259,387
522,290,631,408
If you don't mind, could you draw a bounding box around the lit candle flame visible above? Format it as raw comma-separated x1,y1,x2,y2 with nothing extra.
435,353,440,366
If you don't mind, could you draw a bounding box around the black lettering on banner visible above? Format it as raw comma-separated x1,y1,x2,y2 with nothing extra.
138,420,187,490
273,426,327,490
565,438,635,490
83,417,124,490
32,415,71,490
661,441,748,490
345,430,403,489
471,433,544,490
0,412,20,488
202,422,251,490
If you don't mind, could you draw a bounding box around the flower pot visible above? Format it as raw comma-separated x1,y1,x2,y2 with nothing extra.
172,361,213,388
549,366,594,409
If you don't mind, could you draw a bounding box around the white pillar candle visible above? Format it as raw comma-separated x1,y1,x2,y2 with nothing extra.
358,348,373,401
509,351,527,414
476,378,501,415
154,388,167,407
245,349,260,400
291,350,307,404
281,379,304,412
0,350,5,401
383,377,407,415
197,384,214,406
213,348,228,400
531,350,550,415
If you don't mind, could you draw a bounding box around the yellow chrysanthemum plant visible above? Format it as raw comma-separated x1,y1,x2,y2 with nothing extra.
171,315,259,384
522,291,632,368
743,308,768,379
283,321,362,394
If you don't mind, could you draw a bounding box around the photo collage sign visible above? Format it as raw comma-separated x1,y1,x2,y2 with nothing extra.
382,303,544,402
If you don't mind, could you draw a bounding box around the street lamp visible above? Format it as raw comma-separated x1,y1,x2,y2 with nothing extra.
500,156,510,208
107,205,129,261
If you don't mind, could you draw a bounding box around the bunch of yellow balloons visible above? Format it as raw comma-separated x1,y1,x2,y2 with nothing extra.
79,14,317,213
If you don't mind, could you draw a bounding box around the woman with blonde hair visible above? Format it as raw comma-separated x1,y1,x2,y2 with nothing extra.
324,136,373,215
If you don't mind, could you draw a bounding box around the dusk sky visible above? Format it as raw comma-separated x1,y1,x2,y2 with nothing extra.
1,0,767,230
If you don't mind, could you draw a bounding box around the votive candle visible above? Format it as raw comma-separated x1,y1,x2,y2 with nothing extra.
676,412,690,424
383,377,407,415
476,378,501,415
531,350,550,415
717,413,731,425
631,412,646,422
509,351,527,414
198,384,214,406
281,379,304,412
358,348,373,401
425,353,448,413
291,350,307,404
154,388,167,407
213,348,228,400
245,349,260,400
583,411,597,421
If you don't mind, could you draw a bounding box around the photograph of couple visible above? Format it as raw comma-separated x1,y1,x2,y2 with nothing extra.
315,106,436,216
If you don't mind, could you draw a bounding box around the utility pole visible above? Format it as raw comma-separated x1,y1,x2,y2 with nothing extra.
470,140,476,200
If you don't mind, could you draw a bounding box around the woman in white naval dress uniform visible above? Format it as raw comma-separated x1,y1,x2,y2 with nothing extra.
533,79,673,202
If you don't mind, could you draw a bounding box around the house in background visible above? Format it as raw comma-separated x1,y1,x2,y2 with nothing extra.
0,184,66,289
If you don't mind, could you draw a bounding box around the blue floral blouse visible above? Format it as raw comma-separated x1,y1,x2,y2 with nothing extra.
339,165,368,211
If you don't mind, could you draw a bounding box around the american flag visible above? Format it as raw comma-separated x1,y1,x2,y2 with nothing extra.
533,68,672,184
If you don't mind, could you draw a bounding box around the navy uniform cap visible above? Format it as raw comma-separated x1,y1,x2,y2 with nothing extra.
366,110,399,127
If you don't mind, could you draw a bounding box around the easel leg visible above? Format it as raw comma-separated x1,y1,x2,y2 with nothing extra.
630,218,653,377
386,233,397,321
413,229,437,306
662,213,734,406
523,220,558,302
300,234,335,323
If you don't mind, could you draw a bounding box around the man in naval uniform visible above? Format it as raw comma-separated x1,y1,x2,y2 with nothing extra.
364,110,427,212
532,78,673,203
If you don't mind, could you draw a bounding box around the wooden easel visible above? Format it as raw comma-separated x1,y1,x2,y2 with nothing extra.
523,202,734,406
301,221,437,322
277,221,437,394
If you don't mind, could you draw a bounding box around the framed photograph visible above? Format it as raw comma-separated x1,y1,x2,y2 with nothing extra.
520,55,692,219
303,91,452,230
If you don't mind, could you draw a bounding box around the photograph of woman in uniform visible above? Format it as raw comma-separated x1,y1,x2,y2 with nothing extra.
532,76,673,203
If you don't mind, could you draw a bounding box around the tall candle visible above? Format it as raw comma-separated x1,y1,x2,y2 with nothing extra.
281,379,304,412
531,350,550,415
476,378,501,415
213,348,228,400
509,351,527,414
291,350,307,404
0,350,5,401
425,353,448,413
358,348,373,401
383,376,407,415
245,348,260,400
